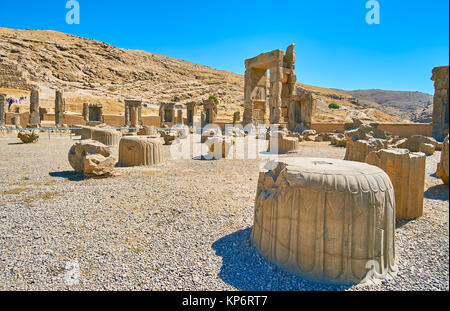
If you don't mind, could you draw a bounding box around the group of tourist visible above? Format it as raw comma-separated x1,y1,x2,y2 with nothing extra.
5,96,27,111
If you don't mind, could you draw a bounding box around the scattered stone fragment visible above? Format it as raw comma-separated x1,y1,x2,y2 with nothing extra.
18,130,39,144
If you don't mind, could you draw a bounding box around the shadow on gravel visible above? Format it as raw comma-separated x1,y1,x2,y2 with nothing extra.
49,171,85,181
424,184,449,201
212,228,352,291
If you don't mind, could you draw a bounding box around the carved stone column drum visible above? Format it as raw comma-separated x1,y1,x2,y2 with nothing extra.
92,128,121,146
252,158,397,284
205,136,232,160
366,149,426,220
119,136,164,166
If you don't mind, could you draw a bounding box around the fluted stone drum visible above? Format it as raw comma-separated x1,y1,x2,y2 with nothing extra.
92,128,121,146
119,136,164,167
252,157,397,285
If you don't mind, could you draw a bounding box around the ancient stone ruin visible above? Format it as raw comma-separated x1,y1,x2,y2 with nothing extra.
29,87,40,128
186,102,197,127
18,130,39,144
91,128,121,146
160,103,175,127
366,149,426,220
55,89,66,127
201,98,217,127
243,44,315,131
431,66,449,141
436,135,449,184
68,140,116,177
125,100,142,129
119,136,164,167
83,103,104,124
252,158,397,284
268,130,299,154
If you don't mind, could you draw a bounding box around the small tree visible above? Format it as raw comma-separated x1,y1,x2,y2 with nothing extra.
209,95,219,105
328,103,340,109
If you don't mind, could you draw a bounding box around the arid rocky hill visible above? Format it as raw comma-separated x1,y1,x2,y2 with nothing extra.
0,27,430,123
348,89,433,123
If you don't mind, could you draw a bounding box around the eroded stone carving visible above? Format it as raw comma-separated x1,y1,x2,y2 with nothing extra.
366,149,426,220
68,140,116,177
18,130,39,143
252,158,397,284
91,128,121,146
125,100,142,128
119,136,164,167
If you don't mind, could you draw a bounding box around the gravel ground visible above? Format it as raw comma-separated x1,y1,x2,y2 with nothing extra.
0,135,448,291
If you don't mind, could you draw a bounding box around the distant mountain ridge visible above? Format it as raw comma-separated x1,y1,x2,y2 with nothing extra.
347,89,433,123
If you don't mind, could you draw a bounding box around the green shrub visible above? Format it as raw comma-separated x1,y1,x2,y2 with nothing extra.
209,95,219,105
328,103,340,109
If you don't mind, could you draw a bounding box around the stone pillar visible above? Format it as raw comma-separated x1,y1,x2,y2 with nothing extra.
177,109,183,125
269,64,283,124
431,66,449,141
366,149,426,220
55,89,65,127
83,103,89,122
186,102,197,127
436,135,449,184
130,107,139,128
29,87,40,127
0,93,6,126
125,105,130,126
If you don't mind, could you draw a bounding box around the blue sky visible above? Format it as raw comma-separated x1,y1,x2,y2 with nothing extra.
0,0,448,94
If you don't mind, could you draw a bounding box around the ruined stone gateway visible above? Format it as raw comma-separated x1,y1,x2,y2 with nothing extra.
243,44,315,131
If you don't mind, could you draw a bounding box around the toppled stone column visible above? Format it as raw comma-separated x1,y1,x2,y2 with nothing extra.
55,89,65,127
366,149,426,220
0,93,6,126
252,158,397,284
29,87,40,127
119,136,164,166
436,135,449,184
431,66,449,141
